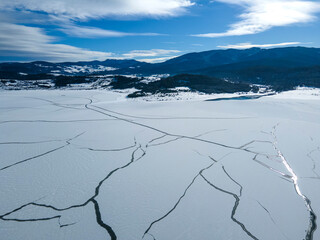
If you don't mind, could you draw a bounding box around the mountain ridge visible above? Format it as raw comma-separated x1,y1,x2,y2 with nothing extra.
1,46,320,91
2,46,320,72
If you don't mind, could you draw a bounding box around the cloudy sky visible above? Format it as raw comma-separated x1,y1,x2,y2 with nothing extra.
0,0,320,62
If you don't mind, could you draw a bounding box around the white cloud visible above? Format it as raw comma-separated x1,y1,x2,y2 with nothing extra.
59,25,163,38
0,23,181,62
0,0,194,20
193,0,320,37
0,23,113,62
122,49,181,58
121,49,181,63
137,56,179,63
217,42,302,49
0,0,193,61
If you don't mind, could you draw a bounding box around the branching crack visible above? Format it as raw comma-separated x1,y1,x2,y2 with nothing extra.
0,132,85,171
0,131,159,239
142,162,215,239
5,96,316,240
201,172,259,240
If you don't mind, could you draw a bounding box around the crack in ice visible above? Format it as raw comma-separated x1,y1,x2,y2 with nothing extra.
272,124,317,240
0,132,85,171
201,170,259,240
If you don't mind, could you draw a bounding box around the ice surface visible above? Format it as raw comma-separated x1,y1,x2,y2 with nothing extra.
0,89,320,240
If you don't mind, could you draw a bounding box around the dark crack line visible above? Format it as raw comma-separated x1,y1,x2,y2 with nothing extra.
201,173,259,240
147,136,182,147
0,134,156,239
91,145,143,199
2,139,147,214
146,134,166,147
143,163,215,238
147,130,225,148
78,138,137,152
0,200,42,218
25,97,88,110
86,104,171,136
1,215,61,222
0,132,85,171
92,199,117,240
135,145,147,162
256,201,290,240
1,96,271,239
146,233,156,240
0,200,63,226
193,149,207,157
209,156,218,163
222,166,243,197
1,211,76,229
28,97,265,158
86,104,262,155
239,140,273,150
84,98,280,240
1,145,64,171
59,220,77,228
89,105,253,120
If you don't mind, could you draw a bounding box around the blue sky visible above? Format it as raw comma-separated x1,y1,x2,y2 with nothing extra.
0,0,320,62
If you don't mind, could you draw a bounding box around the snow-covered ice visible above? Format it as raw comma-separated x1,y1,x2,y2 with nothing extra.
0,89,320,240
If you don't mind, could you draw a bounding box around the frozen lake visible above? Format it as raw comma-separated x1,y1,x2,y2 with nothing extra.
1,89,320,240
